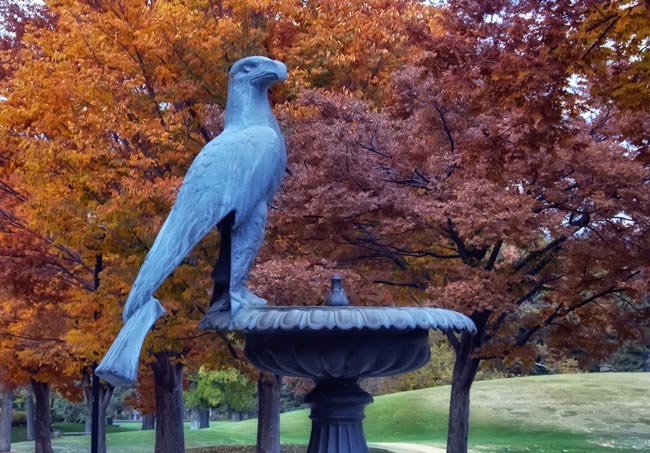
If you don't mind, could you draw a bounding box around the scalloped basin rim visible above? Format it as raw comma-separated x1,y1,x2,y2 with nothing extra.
199,304,477,334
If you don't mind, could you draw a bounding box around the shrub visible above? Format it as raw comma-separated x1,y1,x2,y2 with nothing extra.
12,410,27,426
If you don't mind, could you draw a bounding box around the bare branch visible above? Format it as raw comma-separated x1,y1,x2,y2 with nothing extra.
185,100,212,144
338,252,408,270
342,231,461,265
613,293,650,314
168,332,216,342
50,260,95,292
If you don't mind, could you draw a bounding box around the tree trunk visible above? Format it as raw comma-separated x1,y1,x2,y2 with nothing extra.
31,380,53,453
152,351,185,453
91,373,99,453
446,329,483,453
83,370,113,453
83,374,93,435
198,408,210,429
141,414,155,430
190,409,199,430
0,387,12,453
25,391,35,441
97,383,113,453
256,372,281,453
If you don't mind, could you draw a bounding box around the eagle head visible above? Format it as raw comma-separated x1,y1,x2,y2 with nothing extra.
229,56,287,90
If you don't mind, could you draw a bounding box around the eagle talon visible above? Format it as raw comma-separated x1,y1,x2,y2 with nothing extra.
231,287,267,313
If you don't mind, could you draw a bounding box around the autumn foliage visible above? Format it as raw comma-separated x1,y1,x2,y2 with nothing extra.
0,0,648,452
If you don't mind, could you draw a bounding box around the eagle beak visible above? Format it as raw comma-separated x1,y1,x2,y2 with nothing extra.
272,60,287,82
251,59,288,87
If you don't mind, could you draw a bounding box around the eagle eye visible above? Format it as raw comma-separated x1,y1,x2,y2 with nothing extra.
241,63,256,74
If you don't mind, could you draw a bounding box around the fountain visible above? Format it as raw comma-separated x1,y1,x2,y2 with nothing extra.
199,276,476,453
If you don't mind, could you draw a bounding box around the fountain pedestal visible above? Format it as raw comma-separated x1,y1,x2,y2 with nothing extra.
305,380,372,453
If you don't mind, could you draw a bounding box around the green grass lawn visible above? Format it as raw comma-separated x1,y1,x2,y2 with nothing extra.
11,422,138,443
10,373,650,452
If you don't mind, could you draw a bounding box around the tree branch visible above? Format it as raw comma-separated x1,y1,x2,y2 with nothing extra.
0,331,64,343
485,240,503,271
446,331,460,352
374,280,426,289
432,102,455,154
582,15,620,59
338,252,409,270
612,293,650,314
445,218,470,264
516,285,622,347
215,331,242,362
185,100,212,144
0,180,26,201
515,275,564,306
357,139,391,158
341,231,461,269
168,332,215,342
513,236,567,272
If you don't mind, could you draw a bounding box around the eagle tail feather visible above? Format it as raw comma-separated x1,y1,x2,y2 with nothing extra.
96,297,165,386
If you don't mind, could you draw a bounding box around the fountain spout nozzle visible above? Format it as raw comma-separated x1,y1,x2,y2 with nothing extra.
325,275,350,307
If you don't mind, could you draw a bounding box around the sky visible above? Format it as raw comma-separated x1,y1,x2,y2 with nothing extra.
0,0,46,39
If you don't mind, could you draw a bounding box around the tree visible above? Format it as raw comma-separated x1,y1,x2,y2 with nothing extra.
185,367,257,419
267,4,649,452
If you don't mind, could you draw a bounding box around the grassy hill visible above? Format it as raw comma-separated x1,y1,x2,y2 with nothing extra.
283,372,650,452
11,372,650,452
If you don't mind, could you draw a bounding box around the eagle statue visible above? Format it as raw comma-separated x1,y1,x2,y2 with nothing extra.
96,56,288,386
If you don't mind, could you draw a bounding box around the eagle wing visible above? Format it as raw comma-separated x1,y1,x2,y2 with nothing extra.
123,125,285,320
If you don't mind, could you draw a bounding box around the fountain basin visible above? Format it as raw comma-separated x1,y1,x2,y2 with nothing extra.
200,305,475,381
245,327,430,380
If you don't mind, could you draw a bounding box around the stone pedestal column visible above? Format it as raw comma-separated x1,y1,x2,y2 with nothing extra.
305,380,373,453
